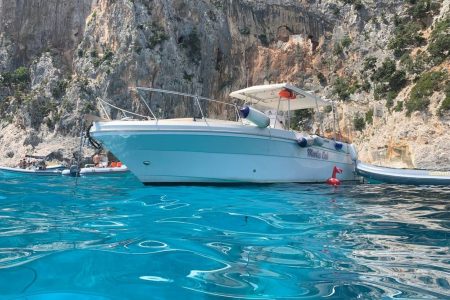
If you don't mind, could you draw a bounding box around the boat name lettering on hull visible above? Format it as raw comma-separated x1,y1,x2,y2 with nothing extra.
428,171,450,176
307,149,329,160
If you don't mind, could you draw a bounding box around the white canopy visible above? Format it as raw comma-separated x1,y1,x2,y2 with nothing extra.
229,83,330,111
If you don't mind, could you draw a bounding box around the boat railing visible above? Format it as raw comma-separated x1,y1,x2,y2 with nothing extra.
97,87,242,124
97,97,153,120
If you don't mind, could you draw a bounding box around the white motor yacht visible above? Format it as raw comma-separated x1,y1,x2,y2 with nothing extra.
90,83,358,184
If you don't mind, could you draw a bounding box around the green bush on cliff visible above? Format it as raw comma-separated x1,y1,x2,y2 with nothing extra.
385,91,397,109
371,58,396,83
81,102,97,114
333,42,343,56
239,27,250,35
389,21,425,57
330,6,340,16
51,80,68,99
406,71,447,115
258,34,269,47
361,80,371,92
181,29,201,64
363,57,377,72
332,77,358,101
389,70,407,93
90,49,98,58
341,35,352,48
0,66,30,90
12,67,30,84
389,0,440,57
438,83,450,115
291,109,314,131
183,71,193,82
428,17,450,65
317,72,327,86
365,109,373,125
340,0,364,10
408,0,441,20
333,35,352,56
371,59,407,100
400,53,428,75
394,101,404,112
92,48,114,68
147,23,168,49
353,115,365,131
103,48,114,61
323,105,333,113
400,54,413,68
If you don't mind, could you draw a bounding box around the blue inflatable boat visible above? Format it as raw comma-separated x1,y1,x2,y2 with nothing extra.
356,161,450,185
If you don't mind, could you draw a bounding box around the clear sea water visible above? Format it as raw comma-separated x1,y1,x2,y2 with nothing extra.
0,173,449,300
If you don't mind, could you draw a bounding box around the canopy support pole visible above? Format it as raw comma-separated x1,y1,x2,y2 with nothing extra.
287,98,291,130
275,97,281,129
314,95,324,136
331,100,337,141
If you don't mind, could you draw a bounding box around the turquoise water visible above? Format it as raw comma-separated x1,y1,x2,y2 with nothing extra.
0,173,449,299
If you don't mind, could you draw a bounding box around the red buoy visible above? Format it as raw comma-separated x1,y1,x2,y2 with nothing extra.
326,177,340,186
278,88,296,99
326,166,343,186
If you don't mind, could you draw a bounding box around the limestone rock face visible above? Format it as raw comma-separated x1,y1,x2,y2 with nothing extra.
0,0,93,69
0,0,449,170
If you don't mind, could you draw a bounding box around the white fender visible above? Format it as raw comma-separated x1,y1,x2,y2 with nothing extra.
240,106,270,128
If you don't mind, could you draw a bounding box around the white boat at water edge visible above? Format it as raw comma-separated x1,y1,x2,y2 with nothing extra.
90,83,359,184
0,165,65,176
61,164,128,176
356,161,450,185
0,160,128,178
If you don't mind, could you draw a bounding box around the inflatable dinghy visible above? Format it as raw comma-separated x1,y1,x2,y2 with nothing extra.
0,165,64,176
61,165,128,176
356,161,450,185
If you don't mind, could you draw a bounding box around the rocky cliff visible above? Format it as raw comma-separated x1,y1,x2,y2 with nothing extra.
0,0,449,169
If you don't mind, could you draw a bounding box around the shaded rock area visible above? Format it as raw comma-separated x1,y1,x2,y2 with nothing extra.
0,0,449,170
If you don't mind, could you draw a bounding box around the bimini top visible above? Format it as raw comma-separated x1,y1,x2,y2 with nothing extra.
229,83,330,111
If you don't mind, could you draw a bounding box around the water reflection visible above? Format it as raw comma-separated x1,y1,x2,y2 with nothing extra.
343,185,450,298
0,175,448,299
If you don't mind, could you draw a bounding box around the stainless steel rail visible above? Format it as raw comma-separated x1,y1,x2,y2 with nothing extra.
97,97,152,120
97,87,242,124
134,87,242,123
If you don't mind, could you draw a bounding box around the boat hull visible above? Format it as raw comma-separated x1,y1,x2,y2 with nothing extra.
79,165,128,175
91,121,357,184
356,161,450,185
0,166,63,176
60,166,128,176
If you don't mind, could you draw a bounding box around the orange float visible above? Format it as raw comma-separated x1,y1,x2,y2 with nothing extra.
278,89,296,99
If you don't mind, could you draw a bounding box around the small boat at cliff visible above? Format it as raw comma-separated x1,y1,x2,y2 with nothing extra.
356,161,450,185
0,165,66,176
89,83,359,184
61,164,128,176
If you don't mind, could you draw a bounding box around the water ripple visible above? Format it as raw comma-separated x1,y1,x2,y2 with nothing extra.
0,175,449,299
